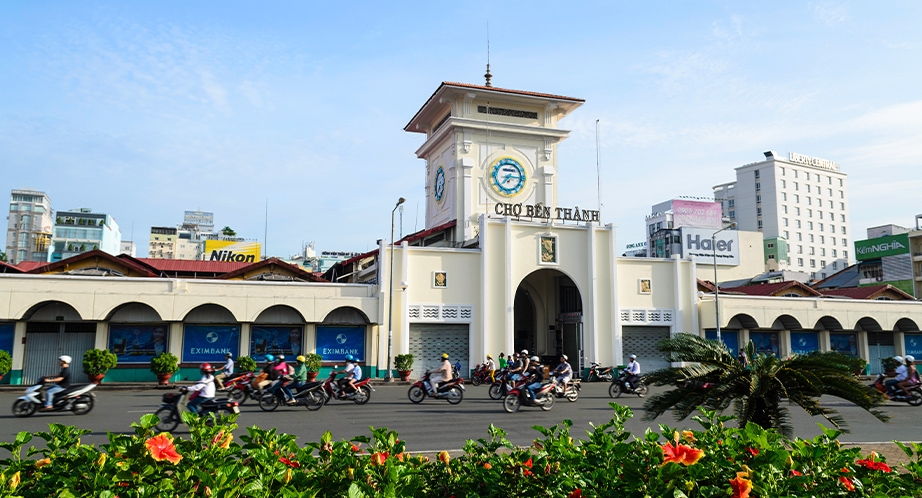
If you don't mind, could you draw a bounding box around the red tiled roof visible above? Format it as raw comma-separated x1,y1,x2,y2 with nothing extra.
821,285,915,300
720,280,822,297
0,260,24,273
134,258,252,273
16,261,48,271
398,219,457,245
218,257,327,282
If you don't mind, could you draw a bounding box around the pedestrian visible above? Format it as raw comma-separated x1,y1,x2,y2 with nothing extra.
738,348,749,368
498,352,507,370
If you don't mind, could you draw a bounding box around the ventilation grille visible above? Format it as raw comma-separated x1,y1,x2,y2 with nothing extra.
620,309,675,325
407,304,474,323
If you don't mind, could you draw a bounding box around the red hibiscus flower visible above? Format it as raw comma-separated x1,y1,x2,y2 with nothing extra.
351,443,361,453
568,489,582,498
839,476,855,491
279,456,300,468
145,433,182,464
370,452,388,466
729,476,752,498
662,442,705,466
746,447,759,457
523,457,533,469
856,456,892,473
790,469,803,476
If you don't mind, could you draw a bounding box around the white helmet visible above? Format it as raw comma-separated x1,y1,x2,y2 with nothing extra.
58,355,72,364
520,349,529,356
561,354,568,360
906,355,916,363
894,356,905,365
530,356,540,362
629,354,637,360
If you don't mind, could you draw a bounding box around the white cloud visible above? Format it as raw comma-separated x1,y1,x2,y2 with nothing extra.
812,2,850,26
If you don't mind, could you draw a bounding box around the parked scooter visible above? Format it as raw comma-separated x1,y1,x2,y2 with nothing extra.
609,368,648,398
12,380,96,417
550,374,580,402
870,373,922,406
407,372,465,404
503,381,556,413
321,370,373,404
586,362,615,382
258,378,325,411
154,388,240,432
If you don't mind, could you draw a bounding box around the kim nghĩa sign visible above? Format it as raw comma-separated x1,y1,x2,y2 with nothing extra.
855,233,910,261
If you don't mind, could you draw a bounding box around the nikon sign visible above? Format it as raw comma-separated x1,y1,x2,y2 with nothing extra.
204,240,261,262
855,233,909,261
681,227,740,266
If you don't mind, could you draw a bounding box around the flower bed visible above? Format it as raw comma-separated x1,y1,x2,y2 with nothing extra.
2,403,921,497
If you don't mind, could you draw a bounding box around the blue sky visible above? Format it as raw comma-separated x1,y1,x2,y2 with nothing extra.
2,2,920,258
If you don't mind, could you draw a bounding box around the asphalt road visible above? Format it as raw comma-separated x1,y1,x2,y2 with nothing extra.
0,382,915,453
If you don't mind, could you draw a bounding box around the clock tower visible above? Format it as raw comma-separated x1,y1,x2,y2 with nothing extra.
405,80,584,243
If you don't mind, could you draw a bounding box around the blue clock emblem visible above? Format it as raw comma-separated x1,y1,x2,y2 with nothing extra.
489,157,526,196
434,166,446,202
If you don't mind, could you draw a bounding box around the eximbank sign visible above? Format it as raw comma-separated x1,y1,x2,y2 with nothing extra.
855,234,909,261
204,240,261,262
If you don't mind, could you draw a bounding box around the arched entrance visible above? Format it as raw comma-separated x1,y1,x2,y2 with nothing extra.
22,301,96,384
514,269,583,371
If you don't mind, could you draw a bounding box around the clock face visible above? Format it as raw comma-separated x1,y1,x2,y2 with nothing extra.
489,157,526,197
434,166,446,202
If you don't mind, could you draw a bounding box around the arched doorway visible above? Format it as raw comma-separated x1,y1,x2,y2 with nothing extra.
22,301,96,384
514,269,583,371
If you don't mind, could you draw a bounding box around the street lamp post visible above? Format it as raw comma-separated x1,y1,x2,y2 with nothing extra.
712,222,737,343
385,197,406,382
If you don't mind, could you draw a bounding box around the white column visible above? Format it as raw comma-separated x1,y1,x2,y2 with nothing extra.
672,255,682,339
376,239,386,376
400,241,409,355
461,158,474,241
479,215,492,361
688,257,700,336
239,323,251,357
12,321,26,371
94,322,107,349
587,223,599,365
609,224,622,367
504,217,514,356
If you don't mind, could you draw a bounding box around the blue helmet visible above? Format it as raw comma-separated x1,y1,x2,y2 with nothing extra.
265,354,275,362
345,354,355,362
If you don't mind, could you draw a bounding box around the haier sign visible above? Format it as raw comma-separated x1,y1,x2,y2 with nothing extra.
681,227,740,266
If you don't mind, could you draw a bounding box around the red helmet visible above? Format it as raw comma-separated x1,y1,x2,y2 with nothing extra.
200,363,215,374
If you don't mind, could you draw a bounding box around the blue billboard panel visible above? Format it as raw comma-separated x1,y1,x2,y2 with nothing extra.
108,324,168,363
182,325,240,363
790,332,819,355
250,326,303,362
904,334,922,357
705,329,739,355
315,326,365,362
830,333,858,356
0,323,14,355
749,332,780,356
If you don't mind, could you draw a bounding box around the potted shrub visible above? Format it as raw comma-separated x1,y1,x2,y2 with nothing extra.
237,356,257,373
150,352,179,385
304,353,322,381
882,356,901,377
395,354,414,381
82,349,118,384
0,350,11,382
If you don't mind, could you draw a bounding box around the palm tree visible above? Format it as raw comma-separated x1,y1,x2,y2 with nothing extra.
641,333,889,437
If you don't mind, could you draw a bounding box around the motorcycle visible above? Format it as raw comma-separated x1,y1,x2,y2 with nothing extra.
12,380,96,417
468,363,493,386
503,381,556,413
453,361,462,381
219,371,259,404
488,370,523,400
550,374,580,402
609,369,648,398
407,372,465,404
870,373,922,406
321,370,374,404
258,377,326,412
154,388,240,432
587,362,615,382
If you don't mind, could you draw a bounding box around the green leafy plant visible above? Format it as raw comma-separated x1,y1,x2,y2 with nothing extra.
395,353,414,371
303,353,322,372
150,352,179,375
236,355,257,372
0,350,12,377
81,349,117,376
881,356,901,374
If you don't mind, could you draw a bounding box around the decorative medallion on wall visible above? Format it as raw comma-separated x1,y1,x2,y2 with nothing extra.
638,279,652,294
489,157,526,197
539,234,558,265
434,166,446,202
433,271,447,288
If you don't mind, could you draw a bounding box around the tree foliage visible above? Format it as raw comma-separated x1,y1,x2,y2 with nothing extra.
641,333,889,437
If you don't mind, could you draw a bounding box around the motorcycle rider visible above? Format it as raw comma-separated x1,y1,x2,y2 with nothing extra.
335,354,362,396
41,355,72,411
215,352,234,389
509,350,530,381
626,354,642,396
281,355,308,405
553,354,573,390
524,356,545,402
257,354,278,390
425,353,453,395
898,355,920,398
885,356,906,396
185,363,216,415
485,354,496,382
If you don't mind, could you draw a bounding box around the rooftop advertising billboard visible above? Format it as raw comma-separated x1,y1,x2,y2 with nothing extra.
855,233,909,261
203,240,261,262
681,227,740,266
671,200,723,229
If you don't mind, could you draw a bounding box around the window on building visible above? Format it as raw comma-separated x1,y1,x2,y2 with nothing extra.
756,182,761,191
729,210,735,218
807,197,811,205
783,218,789,226
819,223,824,231
832,249,837,257
784,230,789,239
831,237,836,245
808,221,814,230
795,207,801,215
830,225,835,233
807,209,812,218
18,232,28,248
798,257,804,266
806,185,811,193
768,254,775,259
795,194,800,203
841,226,846,234
798,245,803,254
821,260,826,268
828,176,832,185
794,182,799,191
809,234,814,242
781,167,786,176
839,190,844,198
728,199,735,207
839,202,845,210
782,205,788,214
755,170,760,178
828,200,833,208
819,235,825,244
782,192,787,201
815,173,821,181
796,220,802,228
794,170,799,178
842,239,847,247
833,261,838,269
809,247,815,255
821,248,825,256
839,178,843,186
821,272,827,279
17,249,27,261
756,195,761,203
840,214,845,222
758,219,763,229
844,250,848,259
810,259,816,268
827,188,832,196
797,232,802,241
757,207,762,215
781,180,787,188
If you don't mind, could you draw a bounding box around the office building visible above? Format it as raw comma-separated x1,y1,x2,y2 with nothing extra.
183,210,214,234
714,151,850,280
6,189,54,265
49,208,121,262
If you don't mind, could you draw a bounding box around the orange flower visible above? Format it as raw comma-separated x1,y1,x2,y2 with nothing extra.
839,476,855,491
370,452,388,466
790,469,803,476
661,442,705,466
729,476,752,498
438,451,451,465
523,457,533,469
682,430,696,442
279,456,300,468
856,456,892,472
35,457,51,468
351,443,361,452
483,462,492,470
145,433,182,464
8,471,20,490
